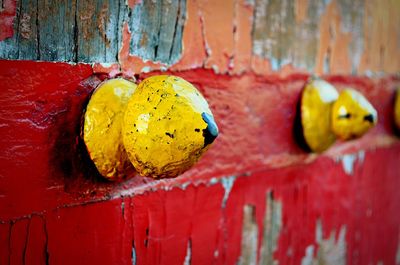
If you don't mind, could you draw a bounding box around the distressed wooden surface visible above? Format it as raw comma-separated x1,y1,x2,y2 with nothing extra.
1,0,399,74
0,0,186,64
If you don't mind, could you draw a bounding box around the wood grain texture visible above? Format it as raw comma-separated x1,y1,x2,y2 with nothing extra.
0,0,186,64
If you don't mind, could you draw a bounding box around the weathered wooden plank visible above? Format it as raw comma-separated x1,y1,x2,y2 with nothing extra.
76,0,119,62
252,0,327,70
38,0,76,61
127,0,185,64
0,0,186,64
252,0,366,73
17,0,38,59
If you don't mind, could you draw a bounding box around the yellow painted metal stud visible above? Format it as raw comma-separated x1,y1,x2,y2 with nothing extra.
83,78,137,180
122,75,218,178
331,89,377,140
301,79,339,153
395,88,400,131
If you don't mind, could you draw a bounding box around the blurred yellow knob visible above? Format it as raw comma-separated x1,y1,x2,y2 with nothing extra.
331,89,377,140
395,88,400,131
301,78,377,152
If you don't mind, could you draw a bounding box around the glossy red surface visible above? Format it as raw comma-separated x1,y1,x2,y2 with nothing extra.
0,60,400,264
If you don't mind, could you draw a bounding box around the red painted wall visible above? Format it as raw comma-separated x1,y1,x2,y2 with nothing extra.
0,60,400,264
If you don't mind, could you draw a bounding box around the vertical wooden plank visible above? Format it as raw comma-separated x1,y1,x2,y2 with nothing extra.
127,0,185,64
37,0,76,61
76,0,119,62
156,0,185,63
128,0,162,61
16,0,38,60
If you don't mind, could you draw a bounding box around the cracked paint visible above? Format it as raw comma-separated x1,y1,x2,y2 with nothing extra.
238,205,258,265
259,191,282,265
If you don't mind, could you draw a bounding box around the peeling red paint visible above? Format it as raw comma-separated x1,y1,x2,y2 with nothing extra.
92,62,121,78
201,0,235,73
1,148,399,264
230,0,254,75
118,23,166,77
127,0,142,10
0,0,17,41
171,0,208,71
250,55,272,76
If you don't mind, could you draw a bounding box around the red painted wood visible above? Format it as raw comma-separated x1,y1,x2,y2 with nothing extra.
0,0,16,41
0,60,400,264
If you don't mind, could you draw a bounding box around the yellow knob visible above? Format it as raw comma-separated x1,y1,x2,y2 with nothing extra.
122,75,218,178
83,76,218,180
83,78,137,180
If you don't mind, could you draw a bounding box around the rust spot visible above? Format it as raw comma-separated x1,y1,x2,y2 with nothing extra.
231,0,254,75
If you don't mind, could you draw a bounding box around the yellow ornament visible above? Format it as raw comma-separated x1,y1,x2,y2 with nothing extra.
301,79,339,152
331,89,377,140
395,88,400,131
122,75,218,178
301,79,377,152
83,78,137,180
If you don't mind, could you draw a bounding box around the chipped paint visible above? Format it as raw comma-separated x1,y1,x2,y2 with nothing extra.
221,176,236,208
238,205,258,265
339,153,357,175
119,23,167,77
132,245,136,265
301,245,315,265
183,240,191,265
316,223,347,265
260,191,282,265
